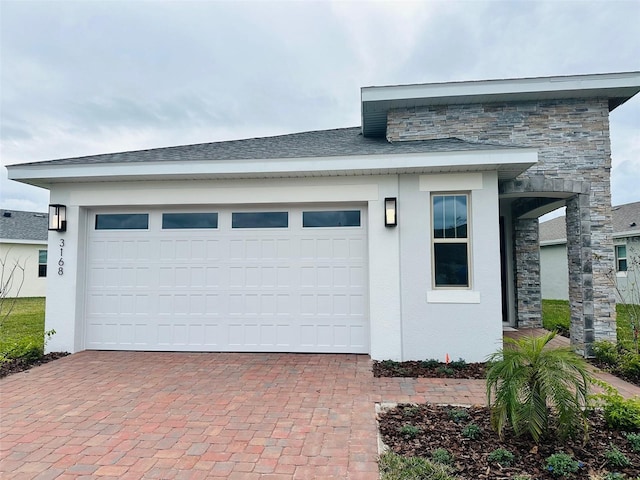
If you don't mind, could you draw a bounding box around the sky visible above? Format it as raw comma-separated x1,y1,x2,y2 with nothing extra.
1,0,639,214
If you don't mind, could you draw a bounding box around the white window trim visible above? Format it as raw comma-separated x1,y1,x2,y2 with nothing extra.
615,243,627,273
38,249,47,278
427,290,481,304
431,192,472,290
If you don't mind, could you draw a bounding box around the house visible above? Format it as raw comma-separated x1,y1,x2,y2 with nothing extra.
7,72,640,360
0,210,48,298
540,201,640,304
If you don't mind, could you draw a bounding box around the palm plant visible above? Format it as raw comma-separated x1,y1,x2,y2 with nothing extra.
486,331,591,443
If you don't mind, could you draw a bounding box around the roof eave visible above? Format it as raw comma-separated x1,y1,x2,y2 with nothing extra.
614,230,640,239
8,149,538,188
361,71,640,138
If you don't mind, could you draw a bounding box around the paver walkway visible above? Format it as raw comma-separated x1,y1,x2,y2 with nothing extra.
1,331,638,479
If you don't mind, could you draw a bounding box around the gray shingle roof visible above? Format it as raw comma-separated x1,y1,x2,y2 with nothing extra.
540,201,640,242
0,210,48,242
612,201,640,235
16,127,520,167
539,216,567,243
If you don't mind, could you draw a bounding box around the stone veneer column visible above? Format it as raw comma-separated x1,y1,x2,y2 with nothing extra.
566,194,616,356
514,218,542,328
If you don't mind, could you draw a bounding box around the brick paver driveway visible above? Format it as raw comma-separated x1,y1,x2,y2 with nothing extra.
3,336,638,479
1,351,384,479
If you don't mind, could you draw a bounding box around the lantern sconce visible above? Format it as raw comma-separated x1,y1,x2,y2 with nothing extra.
48,204,67,232
384,197,397,227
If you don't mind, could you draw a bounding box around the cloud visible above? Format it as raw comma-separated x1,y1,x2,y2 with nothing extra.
0,167,48,213
1,0,639,212
612,158,640,206
395,0,640,82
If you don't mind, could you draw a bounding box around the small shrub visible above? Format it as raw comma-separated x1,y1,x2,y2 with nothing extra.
3,329,57,363
431,448,454,465
0,352,10,365
604,444,631,468
420,359,440,368
398,424,421,438
381,359,400,368
447,408,470,423
487,448,515,466
4,336,43,362
461,423,481,440
620,352,640,379
593,340,621,366
625,432,640,451
591,381,640,431
401,405,421,417
437,366,455,376
449,358,467,369
545,452,580,477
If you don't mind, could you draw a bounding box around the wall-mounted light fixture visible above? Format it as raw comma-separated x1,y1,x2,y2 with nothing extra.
48,204,67,232
384,197,397,227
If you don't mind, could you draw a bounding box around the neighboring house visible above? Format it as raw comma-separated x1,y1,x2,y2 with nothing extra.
0,210,48,298
7,71,640,360
540,201,640,304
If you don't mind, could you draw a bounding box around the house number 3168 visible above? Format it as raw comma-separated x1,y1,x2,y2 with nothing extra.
58,239,65,275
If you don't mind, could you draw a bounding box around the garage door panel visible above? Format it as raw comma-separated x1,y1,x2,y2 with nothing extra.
85,206,369,353
204,324,221,346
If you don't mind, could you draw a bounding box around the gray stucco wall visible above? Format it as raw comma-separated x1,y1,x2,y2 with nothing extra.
540,243,570,300
541,236,639,305
615,236,640,305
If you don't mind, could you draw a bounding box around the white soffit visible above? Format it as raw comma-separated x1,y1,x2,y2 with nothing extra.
361,71,640,138
8,149,538,187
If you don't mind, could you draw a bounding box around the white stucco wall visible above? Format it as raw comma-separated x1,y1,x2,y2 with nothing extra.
0,242,48,298
540,243,569,300
43,173,504,361
398,172,503,363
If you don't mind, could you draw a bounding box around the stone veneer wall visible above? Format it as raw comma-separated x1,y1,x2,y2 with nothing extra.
514,218,542,328
387,98,616,350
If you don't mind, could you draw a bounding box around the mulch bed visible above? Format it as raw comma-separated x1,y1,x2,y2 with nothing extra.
0,352,70,378
373,359,486,379
378,403,640,479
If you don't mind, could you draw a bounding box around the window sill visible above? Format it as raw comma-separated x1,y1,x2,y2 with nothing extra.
616,271,628,278
427,290,481,304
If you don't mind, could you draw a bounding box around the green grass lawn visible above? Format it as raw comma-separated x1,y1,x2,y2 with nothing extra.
542,299,571,335
616,303,639,351
0,297,46,357
542,299,637,349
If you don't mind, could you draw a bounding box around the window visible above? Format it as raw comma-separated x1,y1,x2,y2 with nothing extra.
162,213,218,229
302,210,361,227
232,212,288,228
38,250,47,277
95,214,148,230
615,244,627,272
432,194,470,287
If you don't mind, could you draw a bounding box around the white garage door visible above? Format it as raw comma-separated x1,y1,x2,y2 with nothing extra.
85,206,368,353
